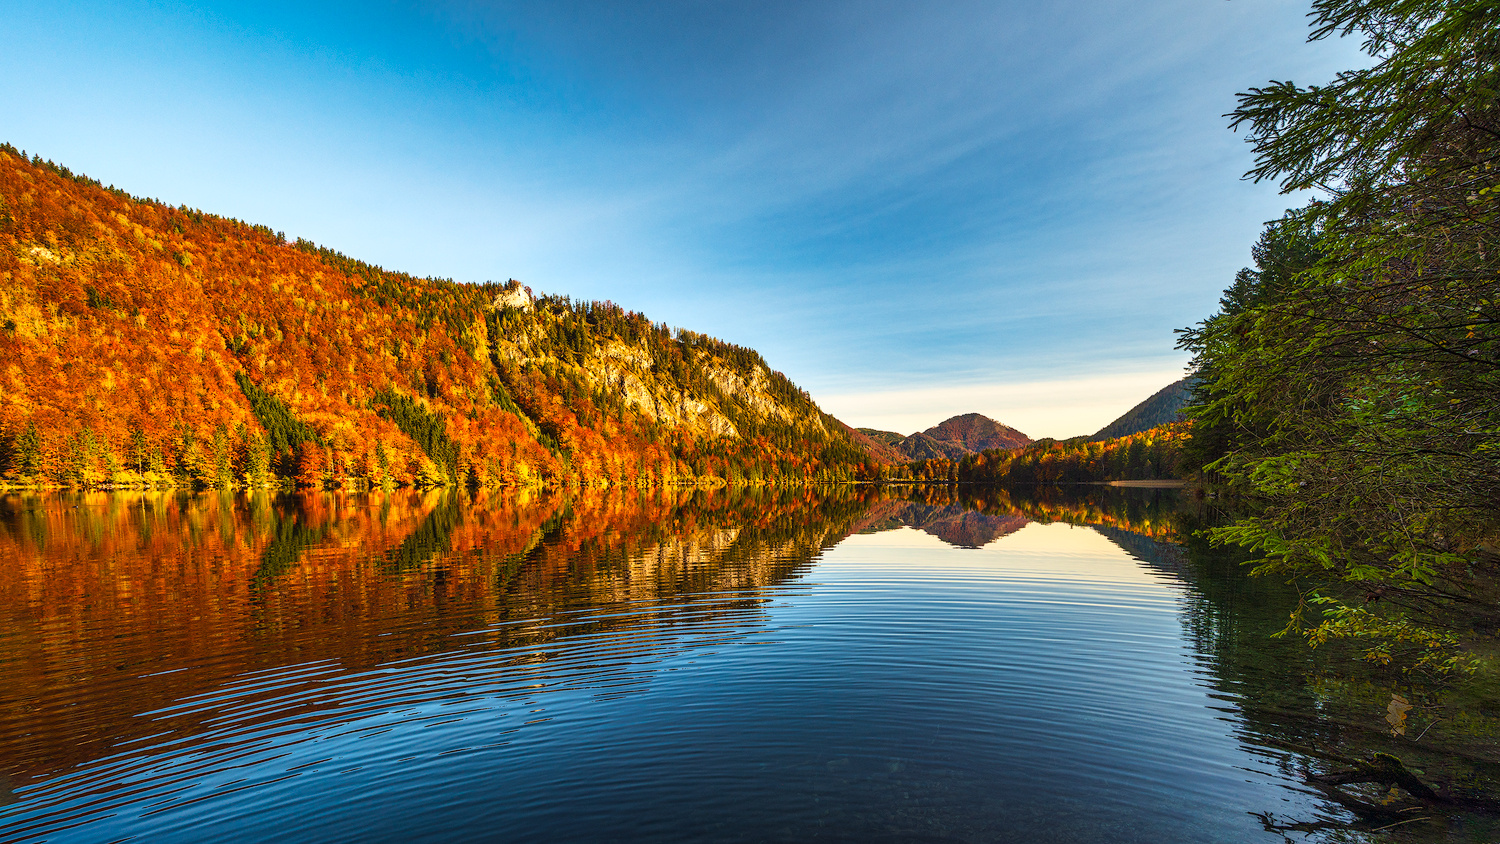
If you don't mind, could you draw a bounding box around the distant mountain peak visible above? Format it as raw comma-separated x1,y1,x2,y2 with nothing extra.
921,413,1031,453
859,413,1030,463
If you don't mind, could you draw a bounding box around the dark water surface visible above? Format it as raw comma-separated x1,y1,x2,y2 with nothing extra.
0,487,1489,842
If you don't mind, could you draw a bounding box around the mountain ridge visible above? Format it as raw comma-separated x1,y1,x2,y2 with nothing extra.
0,146,877,488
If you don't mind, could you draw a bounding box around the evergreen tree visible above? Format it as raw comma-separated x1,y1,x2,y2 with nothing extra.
1181,0,1500,674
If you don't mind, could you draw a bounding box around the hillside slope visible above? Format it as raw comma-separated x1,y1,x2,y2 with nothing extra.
1092,378,1195,441
848,428,908,464
0,147,876,488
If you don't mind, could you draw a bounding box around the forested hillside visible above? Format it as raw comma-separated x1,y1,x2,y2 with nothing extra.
0,146,877,489
1091,377,1194,440
887,423,1186,484
847,428,908,464
869,413,1182,484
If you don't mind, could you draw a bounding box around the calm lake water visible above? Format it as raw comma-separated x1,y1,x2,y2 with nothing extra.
0,486,1490,843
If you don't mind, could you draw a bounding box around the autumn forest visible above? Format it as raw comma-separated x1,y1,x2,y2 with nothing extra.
0,146,894,490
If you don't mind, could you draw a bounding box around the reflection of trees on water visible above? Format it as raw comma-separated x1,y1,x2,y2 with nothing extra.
990,485,1189,542
3,484,1489,839
0,487,875,789
863,484,1499,838
250,512,327,595
862,484,1481,836
379,489,465,574
1102,504,1500,839
1085,516,1345,754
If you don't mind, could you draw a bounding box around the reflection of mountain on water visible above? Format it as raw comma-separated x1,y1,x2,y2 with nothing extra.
852,499,1029,548
921,510,1030,548
850,485,1191,551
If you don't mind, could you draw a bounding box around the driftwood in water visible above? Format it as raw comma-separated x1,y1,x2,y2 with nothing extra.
1254,737,1500,833
1308,752,1438,803
1260,739,1431,814
1252,744,1442,836
1263,737,1500,822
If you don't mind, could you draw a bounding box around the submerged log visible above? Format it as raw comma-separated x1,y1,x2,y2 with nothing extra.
1261,738,1500,822
1308,752,1440,803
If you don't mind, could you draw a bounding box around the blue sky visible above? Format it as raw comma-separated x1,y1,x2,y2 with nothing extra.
1,1,1364,437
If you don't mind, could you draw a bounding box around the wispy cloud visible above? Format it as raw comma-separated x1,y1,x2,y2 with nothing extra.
0,0,1363,435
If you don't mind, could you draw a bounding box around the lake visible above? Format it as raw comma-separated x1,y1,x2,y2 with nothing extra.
0,486,1490,842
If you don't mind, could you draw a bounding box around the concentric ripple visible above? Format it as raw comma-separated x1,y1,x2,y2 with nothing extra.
0,490,1373,842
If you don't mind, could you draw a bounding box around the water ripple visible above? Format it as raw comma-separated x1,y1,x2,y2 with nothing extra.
0,491,1414,843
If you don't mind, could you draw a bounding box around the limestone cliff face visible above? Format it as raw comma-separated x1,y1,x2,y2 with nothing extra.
484,297,839,455
490,279,534,311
